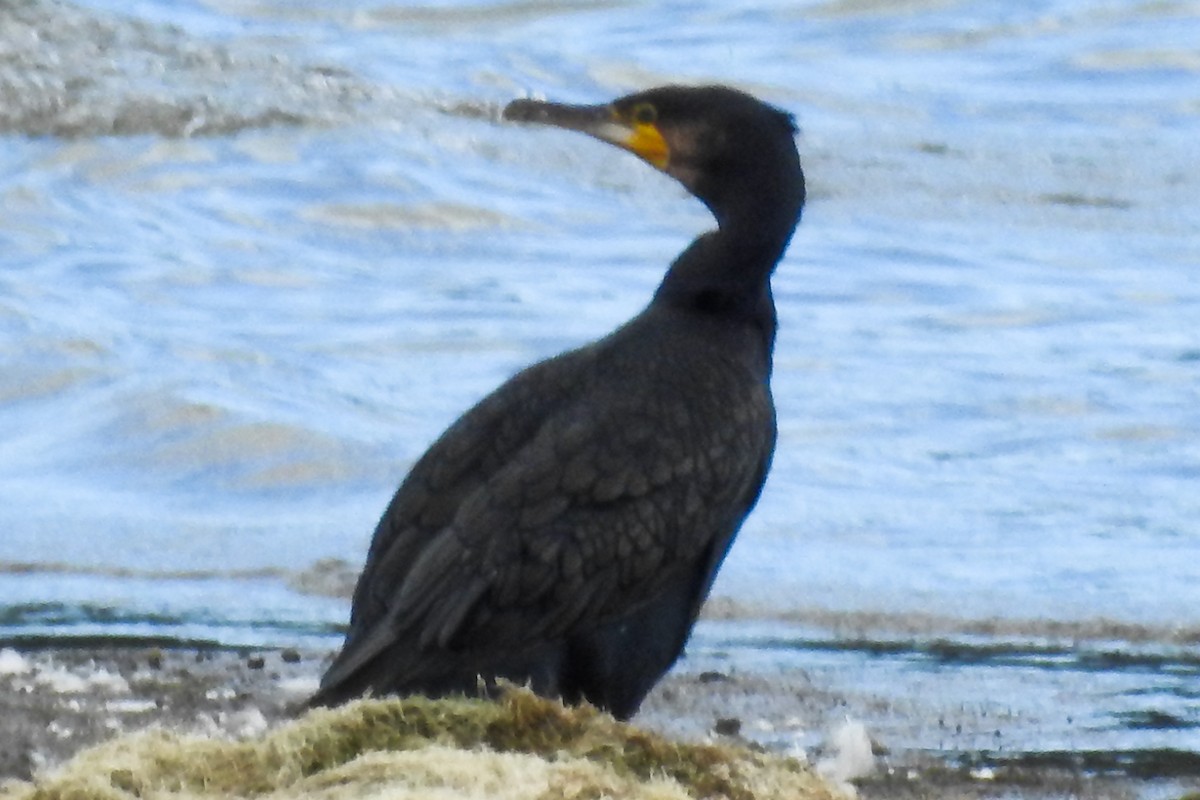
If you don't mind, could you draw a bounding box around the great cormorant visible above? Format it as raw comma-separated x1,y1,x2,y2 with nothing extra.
309,85,805,719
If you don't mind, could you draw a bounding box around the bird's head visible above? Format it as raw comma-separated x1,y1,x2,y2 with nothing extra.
503,85,804,232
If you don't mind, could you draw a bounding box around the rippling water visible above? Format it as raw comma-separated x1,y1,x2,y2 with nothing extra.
2,0,1199,773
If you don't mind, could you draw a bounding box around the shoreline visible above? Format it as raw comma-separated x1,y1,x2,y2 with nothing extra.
3,641,1197,799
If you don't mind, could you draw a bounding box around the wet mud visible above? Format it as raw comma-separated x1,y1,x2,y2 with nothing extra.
2,641,1197,799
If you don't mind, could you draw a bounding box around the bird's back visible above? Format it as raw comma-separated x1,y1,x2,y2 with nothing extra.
311,301,776,715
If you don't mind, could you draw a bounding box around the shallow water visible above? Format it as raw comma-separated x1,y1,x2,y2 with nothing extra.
1,0,1198,775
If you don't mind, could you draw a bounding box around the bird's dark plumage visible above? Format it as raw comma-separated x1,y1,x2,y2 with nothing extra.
309,85,805,719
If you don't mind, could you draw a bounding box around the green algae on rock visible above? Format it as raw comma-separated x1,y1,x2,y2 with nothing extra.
0,689,843,800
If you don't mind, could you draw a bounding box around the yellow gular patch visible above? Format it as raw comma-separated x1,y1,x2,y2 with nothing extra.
626,122,670,169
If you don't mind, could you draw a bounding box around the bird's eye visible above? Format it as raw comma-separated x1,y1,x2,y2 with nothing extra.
632,103,657,125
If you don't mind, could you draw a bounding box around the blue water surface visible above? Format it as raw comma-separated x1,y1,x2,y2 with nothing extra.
1,0,1198,654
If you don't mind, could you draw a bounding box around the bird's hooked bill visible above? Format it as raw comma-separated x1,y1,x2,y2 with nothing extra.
503,97,670,170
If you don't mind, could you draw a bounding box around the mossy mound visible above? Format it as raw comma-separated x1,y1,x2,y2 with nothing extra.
0,689,842,800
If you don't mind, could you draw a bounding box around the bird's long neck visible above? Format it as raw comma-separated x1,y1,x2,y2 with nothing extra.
652,179,802,342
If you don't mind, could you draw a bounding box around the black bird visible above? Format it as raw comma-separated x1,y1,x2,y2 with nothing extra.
310,85,805,719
